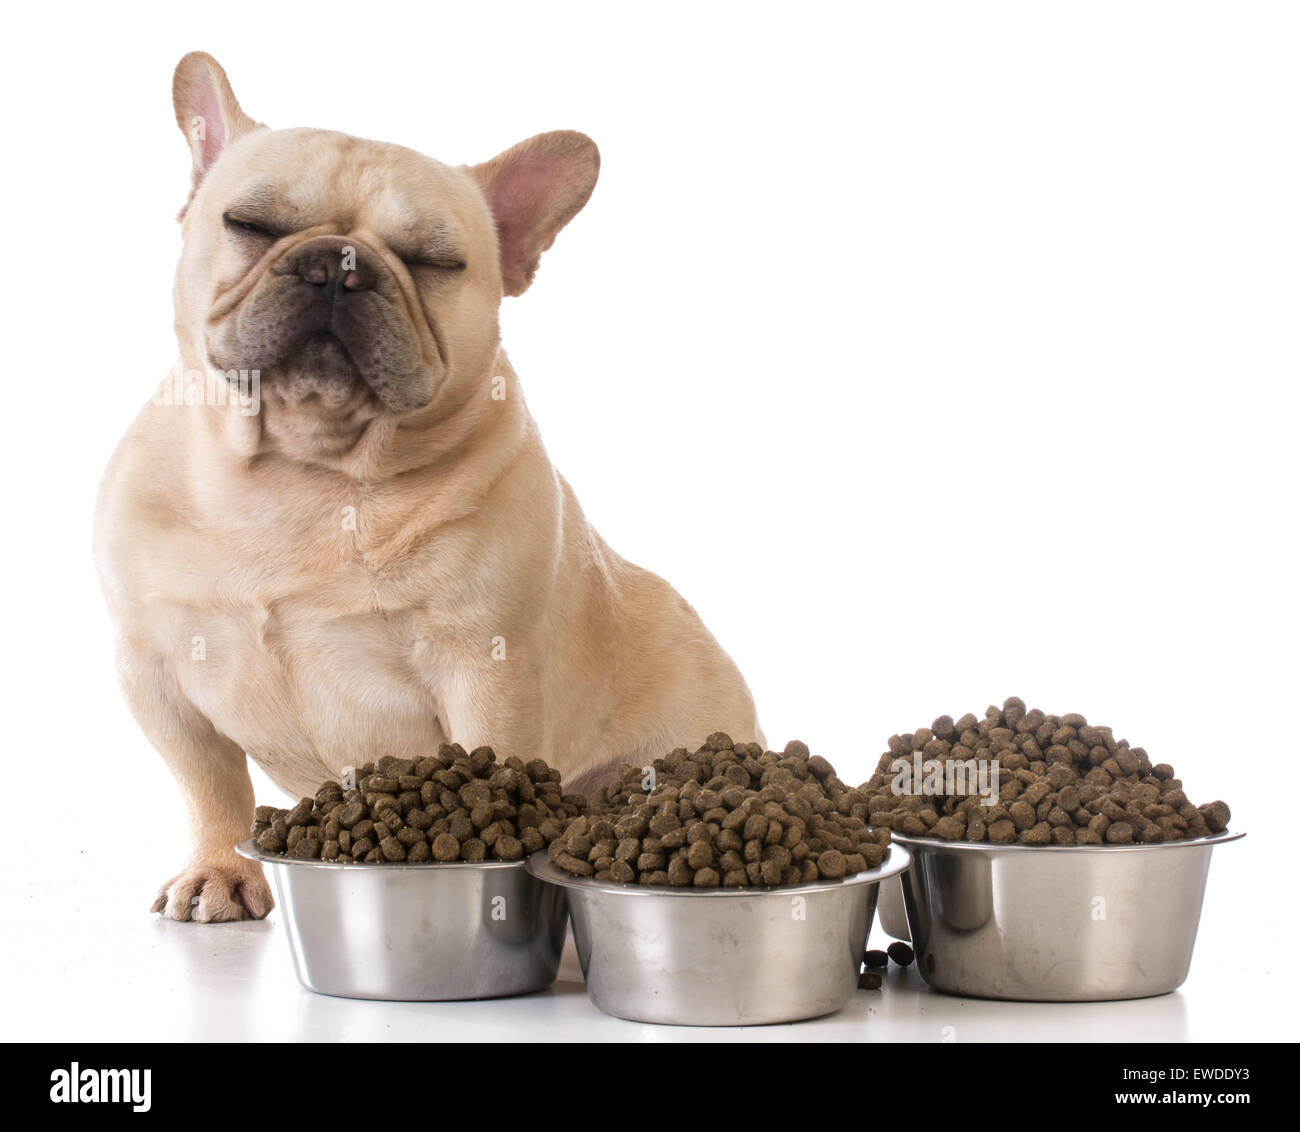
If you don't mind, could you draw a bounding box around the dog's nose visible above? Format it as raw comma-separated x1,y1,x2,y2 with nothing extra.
291,246,376,293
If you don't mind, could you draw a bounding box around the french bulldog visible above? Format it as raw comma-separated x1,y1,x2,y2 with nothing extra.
93,53,762,921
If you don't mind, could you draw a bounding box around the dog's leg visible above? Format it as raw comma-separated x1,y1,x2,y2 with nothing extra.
119,659,272,922
564,760,624,801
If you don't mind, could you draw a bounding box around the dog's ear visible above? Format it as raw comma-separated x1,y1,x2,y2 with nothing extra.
470,131,600,297
172,52,262,205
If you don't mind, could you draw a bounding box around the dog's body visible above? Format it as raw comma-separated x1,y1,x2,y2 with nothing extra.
94,54,760,921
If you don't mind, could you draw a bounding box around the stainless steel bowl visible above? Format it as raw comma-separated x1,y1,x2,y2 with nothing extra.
526,845,911,1026
236,839,567,1001
893,830,1243,1001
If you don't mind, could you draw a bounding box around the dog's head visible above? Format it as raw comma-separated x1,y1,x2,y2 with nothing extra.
171,52,598,443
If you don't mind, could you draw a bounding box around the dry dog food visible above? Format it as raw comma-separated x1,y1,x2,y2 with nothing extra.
858,941,915,989
860,698,1232,845
251,744,584,863
551,734,891,887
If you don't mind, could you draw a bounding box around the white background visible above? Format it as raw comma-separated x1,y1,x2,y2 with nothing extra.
1,1,1295,1041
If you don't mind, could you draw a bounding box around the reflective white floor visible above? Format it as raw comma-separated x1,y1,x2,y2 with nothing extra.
5,838,1283,1043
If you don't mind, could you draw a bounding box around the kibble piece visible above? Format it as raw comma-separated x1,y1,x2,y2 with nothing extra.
256,828,285,853
887,941,914,967
818,849,846,878
987,819,1017,844
1008,801,1036,831
932,816,965,841
555,852,594,877
405,808,433,832
1019,822,1052,846
806,755,834,780
686,840,714,870
431,833,461,861
289,837,321,860
857,971,883,990
1199,800,1231,833
863,949,890,968
861,842,886,868
666,855,693,886
495,835,524,861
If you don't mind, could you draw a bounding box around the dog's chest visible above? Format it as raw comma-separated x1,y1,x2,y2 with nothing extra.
177,566,450,794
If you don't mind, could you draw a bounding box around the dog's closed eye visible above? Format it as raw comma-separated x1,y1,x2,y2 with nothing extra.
223,212,282,239
405,256,467,272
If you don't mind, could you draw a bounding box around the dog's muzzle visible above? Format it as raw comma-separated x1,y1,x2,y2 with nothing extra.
208,235,434,412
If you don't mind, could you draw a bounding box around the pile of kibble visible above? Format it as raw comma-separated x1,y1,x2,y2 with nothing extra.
547,733,891,887
252,745,585,862
858,698,1231,845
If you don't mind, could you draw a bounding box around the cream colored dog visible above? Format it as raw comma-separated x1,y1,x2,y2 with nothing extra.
94,53,761,922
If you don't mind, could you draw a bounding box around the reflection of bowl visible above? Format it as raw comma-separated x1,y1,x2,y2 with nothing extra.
236,839,566,1001
526,845,911,1026
892,830,1244,1001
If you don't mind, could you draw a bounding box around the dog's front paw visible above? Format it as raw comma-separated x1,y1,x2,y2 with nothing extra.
151,860,273,923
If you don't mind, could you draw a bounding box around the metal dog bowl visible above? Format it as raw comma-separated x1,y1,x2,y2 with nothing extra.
526,844,911,1026
892,830,1243,1001
236,839,567,1001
